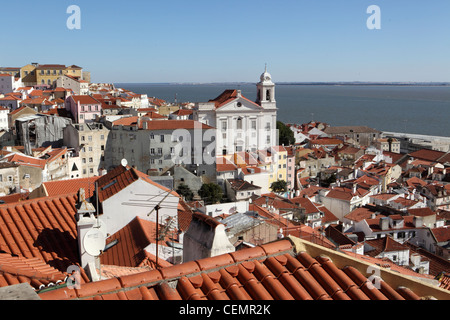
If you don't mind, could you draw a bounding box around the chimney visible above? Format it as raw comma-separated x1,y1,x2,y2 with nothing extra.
387,137,393,153
236,90,242,98
410,253,421,267
76,188,103,280
182,213,235,262
379,217,389,231
413,216,424,228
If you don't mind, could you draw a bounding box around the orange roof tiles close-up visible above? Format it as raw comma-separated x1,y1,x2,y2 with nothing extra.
38,236,450,301
0,193,91,288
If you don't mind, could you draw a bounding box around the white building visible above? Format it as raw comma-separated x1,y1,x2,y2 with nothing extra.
0,106,9,131
194,68,278,156
96,164,180,237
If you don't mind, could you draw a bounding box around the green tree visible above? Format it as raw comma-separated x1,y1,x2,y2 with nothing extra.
270,180,287,193
198,183,223,204
276,121,295,146
176,183,194,201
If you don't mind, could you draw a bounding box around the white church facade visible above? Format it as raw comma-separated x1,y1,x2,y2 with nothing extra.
193,68,278,156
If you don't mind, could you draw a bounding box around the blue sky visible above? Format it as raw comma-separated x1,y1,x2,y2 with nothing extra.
1,0,449,83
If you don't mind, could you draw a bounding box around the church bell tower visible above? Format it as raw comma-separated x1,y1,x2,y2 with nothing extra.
256,65,276,109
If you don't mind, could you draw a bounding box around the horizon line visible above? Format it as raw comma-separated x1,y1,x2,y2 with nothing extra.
111,81,450,85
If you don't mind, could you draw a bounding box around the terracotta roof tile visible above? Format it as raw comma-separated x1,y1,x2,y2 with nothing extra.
42,176,101,199
100,216,174,269
0,193,91,288
39,236,450,300
0,253,66,290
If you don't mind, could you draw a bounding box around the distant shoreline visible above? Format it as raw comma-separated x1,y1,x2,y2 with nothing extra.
115,82,450,87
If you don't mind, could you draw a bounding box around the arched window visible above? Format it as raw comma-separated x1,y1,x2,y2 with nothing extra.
266,89,270,101
237,117,242,130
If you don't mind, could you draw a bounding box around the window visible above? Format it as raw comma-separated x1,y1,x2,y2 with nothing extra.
251,120,256,130
89,157,93,163
88,136,92,141
237,118,242,130
150,133,154,139
100,135,105,140
160,135,164,142
150,148,155,155
157,148,163,155
222,121,227,131
89,168,94,174
82,158,86,164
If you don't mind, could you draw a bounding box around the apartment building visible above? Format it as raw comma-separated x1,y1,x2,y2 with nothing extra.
103,117,216,179
63,122,110,177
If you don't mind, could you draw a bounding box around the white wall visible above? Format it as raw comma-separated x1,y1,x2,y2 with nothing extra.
101,179,179,236
201,201,250,218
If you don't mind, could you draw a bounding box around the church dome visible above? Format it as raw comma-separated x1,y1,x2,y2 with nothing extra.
260,71,272,82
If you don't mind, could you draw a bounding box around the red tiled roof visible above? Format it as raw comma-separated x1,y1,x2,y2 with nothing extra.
290,197,320,214
409,149,450,163
216,157,237,172
0,253,66,290
344,206,384,223
0,193,89,284
325,189,354,201
310,138,343,145
209,89,262,109
438,274,450,291
3,153,47,169
39,237,449,300
431,226,450,243
70,95,100,105
42,176,101,199
407,207,435,217
100,216,174,269
365,237,409,257
0,192,29,204
171,109,193,116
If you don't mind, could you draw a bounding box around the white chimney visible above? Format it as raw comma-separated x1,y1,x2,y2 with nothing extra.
413,216,424,228
410,253,421,266
76,188,104,281
183,213,235,262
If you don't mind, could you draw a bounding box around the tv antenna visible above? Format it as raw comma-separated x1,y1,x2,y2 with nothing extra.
146,188,175,269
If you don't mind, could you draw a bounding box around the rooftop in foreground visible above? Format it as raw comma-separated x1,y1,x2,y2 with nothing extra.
38,236,450,301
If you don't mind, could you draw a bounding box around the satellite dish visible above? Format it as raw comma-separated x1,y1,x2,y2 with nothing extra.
121,158,128,167
83,228,106,257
